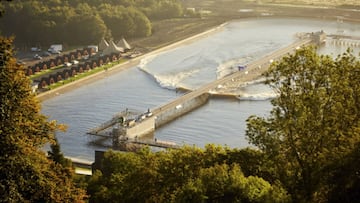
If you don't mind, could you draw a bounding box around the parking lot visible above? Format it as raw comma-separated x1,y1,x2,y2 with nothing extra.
15,49,63,67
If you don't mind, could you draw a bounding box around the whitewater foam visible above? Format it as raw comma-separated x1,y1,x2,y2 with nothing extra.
237,91,277,101
139,65,200,90
216,57,250,79
137,50,167,70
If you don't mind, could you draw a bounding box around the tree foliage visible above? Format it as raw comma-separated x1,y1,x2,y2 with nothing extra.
87,146,289,202
0,0,12,17
0,0,185,47
0,37,86,202
246,46,360,202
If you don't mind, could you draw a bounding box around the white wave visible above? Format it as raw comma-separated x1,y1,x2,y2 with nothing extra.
239,77,267,87
137,51,165,70
237,88,277,101
139,66,200,90
176,85,194,92
208,90,218,94
208,79,276,101
207,88,277,101
155,69,200,90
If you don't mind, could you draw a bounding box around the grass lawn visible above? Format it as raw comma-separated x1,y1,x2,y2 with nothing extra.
47,59,124,90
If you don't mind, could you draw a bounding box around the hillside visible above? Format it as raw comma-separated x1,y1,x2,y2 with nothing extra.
129,0,360,53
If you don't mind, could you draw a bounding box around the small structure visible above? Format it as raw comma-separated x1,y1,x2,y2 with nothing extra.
87,109,157,148
88,45,99,53
312,30,326,45
48,44,62,53
238,65,247,71
116,38,132,52
98,38,109,52
102,40,124,56
31,82,39,93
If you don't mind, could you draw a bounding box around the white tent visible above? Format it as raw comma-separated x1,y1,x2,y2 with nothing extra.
102,40,124,56
116,38,131,50
98,38,109,51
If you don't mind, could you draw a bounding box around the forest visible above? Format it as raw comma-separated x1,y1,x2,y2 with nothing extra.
0,0,187,48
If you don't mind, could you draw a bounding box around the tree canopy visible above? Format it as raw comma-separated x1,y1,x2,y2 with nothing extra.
246,46,360,202
0,0,185,47
87,146,289,203
0,36,86,202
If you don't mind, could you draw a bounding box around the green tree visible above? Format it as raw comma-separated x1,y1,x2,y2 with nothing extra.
246,46,360,202
0,1,75,46
146,0,183,20
48,137,73,168
66,14,107,45
174,164,289,202
87,149,155,203
0,37,86,202
127,7,152,37
62,3,108,45
0,0,12,17
0,0,184,46
326,142,360,203
225,147,275,181
87,146,289,202
99,4,151,40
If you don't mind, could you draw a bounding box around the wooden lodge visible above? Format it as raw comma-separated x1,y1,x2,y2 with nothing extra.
30,38,133,91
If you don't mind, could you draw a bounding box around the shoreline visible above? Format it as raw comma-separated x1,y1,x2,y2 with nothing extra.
36,23,227,102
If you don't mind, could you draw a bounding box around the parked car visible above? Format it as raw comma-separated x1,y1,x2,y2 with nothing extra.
49,49,61,55
31,47,41,52
16,60,26,66
41,51,52,57
33,54,42,60
64,62,72,67
48,44,62,53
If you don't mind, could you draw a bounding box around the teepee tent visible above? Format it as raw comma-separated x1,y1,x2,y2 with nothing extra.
102,40,124,56
116,38,131,51
98,38,109,51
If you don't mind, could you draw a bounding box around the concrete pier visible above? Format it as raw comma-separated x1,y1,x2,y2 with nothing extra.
326,34,360,48
87,109,131,135
153,93,210,128
125,116,155,138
